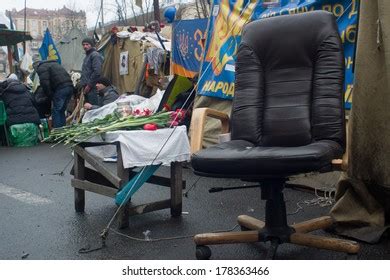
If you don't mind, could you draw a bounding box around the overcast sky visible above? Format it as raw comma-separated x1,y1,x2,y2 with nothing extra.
1,0,122,28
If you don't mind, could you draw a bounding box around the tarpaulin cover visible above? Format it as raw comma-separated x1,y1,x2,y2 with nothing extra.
57,28,87,72
100,37,146,94
330,0,390,243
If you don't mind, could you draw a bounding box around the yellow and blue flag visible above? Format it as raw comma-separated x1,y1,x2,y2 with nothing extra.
39,28,61,64
198,0,359,109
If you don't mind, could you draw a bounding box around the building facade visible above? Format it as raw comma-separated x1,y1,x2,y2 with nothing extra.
6,6,86,56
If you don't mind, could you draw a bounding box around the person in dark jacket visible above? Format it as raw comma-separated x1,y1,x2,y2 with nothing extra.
0,78,40,126
83,77,119,110
80,38,103,106
34,60,74,128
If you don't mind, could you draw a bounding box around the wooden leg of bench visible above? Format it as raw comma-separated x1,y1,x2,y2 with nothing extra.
74,147,85,213
116,143,130,229
170,162,183,217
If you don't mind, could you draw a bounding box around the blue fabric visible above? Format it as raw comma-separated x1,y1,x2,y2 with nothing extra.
171,18,208,78
39,28,62,64
52,86,73,128
115,165,161,206
198,0,358,109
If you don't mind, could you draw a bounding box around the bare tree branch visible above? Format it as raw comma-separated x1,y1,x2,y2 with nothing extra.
195,0,202,19
128,0,138,25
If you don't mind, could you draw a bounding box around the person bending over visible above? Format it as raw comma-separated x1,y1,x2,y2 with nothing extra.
34,60,73,128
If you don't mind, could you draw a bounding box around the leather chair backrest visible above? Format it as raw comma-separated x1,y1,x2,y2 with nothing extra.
231,11,345,148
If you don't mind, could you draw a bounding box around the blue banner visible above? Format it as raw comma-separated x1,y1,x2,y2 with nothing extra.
198,0,359,108
172,18,208,78
39,28,62,64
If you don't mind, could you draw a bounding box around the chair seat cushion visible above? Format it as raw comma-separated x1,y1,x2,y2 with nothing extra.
191,140,343,179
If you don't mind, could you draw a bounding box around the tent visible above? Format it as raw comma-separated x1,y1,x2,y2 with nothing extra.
97,28,171,95
57,28,87,72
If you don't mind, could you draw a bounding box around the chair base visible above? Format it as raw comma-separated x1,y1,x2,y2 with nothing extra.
194,215,360,259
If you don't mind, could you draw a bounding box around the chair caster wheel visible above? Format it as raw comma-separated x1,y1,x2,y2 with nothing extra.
196,245,212,260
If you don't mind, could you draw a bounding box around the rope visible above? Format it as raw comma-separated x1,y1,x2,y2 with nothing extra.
79,224,239,254
50,157,74,177
287,186,337,216
109,223,239,243
183,176,202,197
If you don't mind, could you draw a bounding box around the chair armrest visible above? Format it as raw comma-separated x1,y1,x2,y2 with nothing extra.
332,116,349,171
190,108,230,154
332,156,347,172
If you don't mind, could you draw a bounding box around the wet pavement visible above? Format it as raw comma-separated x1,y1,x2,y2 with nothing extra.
0,144,389,260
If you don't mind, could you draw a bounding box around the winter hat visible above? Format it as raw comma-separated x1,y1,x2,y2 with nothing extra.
82,37,95,47
96,77,111,87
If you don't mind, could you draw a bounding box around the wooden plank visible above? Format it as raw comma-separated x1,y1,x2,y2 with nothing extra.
83,166,117,189
116,143,129,188
128,199,171,216
74,150,85,212
74,145,122,188
194,231,259,245
129,170,186,189
170,162,183,217
71,179,117,198
190,108,230,154
147,174,171,187
116,143,130,229
79,142,114,148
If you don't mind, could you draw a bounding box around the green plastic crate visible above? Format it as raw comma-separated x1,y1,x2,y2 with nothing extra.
9,123,39,147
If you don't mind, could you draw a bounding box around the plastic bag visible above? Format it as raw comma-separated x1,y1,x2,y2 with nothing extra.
20,53,33,74
9,123,39,147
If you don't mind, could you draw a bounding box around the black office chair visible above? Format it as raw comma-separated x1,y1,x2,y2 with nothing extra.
191,11,360,259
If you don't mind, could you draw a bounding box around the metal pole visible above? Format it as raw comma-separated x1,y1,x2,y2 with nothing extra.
101,0,104,36
23,0,27,54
